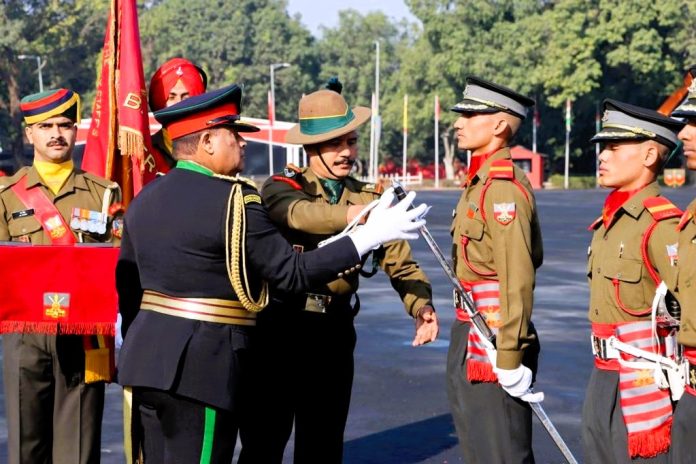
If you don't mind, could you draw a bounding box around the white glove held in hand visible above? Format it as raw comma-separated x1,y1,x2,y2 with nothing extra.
494,365,544,403
349,188,427,256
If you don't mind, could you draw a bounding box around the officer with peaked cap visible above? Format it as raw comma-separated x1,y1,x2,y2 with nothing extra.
115,83,429,463
238,79,438,464
447,76,543,463
669,73,696,463
148,57,208,169
0,88,120,464
583,99,684,463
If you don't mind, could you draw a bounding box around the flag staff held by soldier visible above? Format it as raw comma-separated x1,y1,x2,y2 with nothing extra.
582,99,685,463
0,89,121,464
115,83,430,463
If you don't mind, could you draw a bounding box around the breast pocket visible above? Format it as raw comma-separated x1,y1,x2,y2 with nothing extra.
7,216,42,241
603,257,649,313
458,217,491,263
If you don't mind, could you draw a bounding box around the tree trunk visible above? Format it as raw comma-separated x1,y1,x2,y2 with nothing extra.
442,124,455,180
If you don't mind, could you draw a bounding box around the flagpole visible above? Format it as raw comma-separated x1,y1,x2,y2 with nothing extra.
268,89,274,176
595,103,600,187
402,94,408,179
435,95,440,189
369,92,376,181
564,98,571,190
532,108,538,153
373,40,380,181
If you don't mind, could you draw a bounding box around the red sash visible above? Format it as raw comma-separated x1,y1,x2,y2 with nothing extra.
10,175,76,245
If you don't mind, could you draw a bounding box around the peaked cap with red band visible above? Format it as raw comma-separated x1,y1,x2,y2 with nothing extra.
20,88,81,125
149,58,208,111
153,84,259,140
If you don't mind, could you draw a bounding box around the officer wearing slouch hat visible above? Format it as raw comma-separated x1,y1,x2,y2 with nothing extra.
238,79,437,464
116,83,427,463
148,57,208,169
669,75,696,463
0,88,120,464
582,99,684,463
447,76,542,463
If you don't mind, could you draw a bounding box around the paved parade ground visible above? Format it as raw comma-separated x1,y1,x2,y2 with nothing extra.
2,185,695,463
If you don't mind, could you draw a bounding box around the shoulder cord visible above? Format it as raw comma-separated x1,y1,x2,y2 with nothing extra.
225,182,268,312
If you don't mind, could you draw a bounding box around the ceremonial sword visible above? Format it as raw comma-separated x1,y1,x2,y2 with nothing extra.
392,181,578,464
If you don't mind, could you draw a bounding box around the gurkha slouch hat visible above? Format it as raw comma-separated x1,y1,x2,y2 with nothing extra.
591,99,685,150
671,66,696,119
451,76,534,119
285,89,371,145
154,84,259,140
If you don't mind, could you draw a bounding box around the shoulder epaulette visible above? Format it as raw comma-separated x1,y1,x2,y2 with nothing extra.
235,175,257,189
588,215,603,231
358,180,383,194
81,171,116,189
643,196,682,221
488,160,514,180
271,175,302,190
678,210,694,231
0,167,28,192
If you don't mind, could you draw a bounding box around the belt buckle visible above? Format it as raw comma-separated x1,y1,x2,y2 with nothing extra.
592,335,608,360
305,293,331,313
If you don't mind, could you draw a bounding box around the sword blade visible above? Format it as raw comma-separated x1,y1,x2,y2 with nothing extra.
530,400,579,464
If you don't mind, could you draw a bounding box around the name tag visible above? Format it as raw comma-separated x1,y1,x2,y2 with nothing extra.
12,209,34,219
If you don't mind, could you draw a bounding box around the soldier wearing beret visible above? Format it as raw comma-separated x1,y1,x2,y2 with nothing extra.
238,81,438,464
148,57,208,169
0,89,121,464
669,79,696,463
447,76,542,463
115,83,427,463
582,100,684,463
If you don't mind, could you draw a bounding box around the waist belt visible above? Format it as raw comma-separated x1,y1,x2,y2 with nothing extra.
591,334,620,361
303,293,357,315
140,290,256,326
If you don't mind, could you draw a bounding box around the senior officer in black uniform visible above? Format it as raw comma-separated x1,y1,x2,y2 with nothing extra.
239,81,438,464
116,84,427,464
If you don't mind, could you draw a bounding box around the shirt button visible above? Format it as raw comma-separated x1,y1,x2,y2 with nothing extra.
597,267,601,273
595,309,599,315
356,264,362,269
338,272,344,278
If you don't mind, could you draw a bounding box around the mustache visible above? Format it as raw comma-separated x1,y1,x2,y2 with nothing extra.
333,158,355,166
47,138,68,147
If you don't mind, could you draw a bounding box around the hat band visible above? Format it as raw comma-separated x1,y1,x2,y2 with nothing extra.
299,109,356,136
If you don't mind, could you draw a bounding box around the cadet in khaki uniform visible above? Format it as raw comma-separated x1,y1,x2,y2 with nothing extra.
0,89,120,464
669,82,696,463
239,83,438,464
582,100,684,464
447,76,542,463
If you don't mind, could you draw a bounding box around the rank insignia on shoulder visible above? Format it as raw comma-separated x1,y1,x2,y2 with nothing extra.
644,197,681,221
284,164,302,177
488,160,515,179
493,202,515,225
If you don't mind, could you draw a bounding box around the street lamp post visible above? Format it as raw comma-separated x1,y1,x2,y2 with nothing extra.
18,55,45,92
269,62,291,175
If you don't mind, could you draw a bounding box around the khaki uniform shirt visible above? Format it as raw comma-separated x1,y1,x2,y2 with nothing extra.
451,148,543,369
261,166,433,318
587,183,679,325
0,166,120,245
676,198,696,347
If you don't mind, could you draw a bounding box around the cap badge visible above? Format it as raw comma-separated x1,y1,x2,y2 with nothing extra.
602,110,609,122
176,66,184,77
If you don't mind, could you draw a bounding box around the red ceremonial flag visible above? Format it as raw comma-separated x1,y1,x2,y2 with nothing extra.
82,0,165,207
0,246,119,335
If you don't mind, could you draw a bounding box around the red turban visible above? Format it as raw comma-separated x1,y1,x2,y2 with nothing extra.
148,58,207,111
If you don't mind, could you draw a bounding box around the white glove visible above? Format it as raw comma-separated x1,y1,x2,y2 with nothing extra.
494,365,544,403
348,187,427,256
115,313,123,350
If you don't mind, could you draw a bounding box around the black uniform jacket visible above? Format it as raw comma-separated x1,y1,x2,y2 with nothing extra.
116,168,361,411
